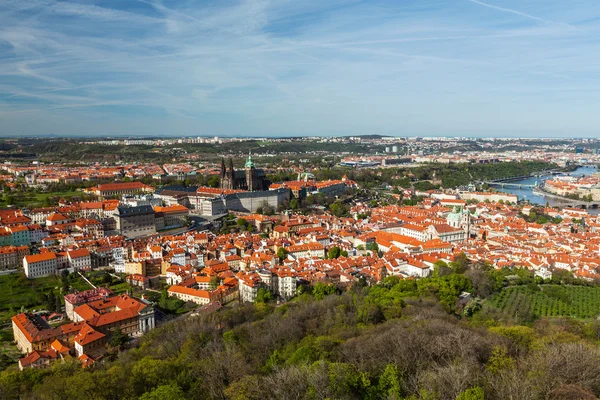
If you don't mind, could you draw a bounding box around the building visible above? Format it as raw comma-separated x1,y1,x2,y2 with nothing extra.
13,294,155,369
18,340,71,370
124,259,162,277
23,252,58,278
46,212,72,226
237,272,263,303
89,182,154,197
64,288,114,320
114,205,156,238
189,187,290,216
73,323,106,359
72,294,155,336
286,242,326,259
67,249,92,272
220,155,270,191
0,245,30,271
167,285,213,305
11,313,86,354
153,204,189,230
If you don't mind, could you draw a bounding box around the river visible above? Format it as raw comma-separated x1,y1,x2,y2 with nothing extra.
494,165,599,214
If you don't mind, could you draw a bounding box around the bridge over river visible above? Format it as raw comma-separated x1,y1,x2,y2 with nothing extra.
477,176,600,209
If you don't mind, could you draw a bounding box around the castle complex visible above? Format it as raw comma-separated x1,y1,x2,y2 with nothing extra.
220,154,270,192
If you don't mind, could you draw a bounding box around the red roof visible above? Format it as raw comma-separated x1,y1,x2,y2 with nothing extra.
47,212,69,221
25,252,56,264
95,182,151,191
68,249,90,259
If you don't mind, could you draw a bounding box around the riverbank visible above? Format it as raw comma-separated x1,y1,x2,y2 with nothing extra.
535,183,597,205
495,165,599,210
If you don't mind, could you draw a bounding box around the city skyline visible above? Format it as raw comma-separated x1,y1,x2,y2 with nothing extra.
2,0,600,137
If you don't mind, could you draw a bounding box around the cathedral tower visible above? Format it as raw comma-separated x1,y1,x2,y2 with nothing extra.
245,153,256,191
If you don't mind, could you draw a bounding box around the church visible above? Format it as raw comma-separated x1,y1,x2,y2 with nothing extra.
220,154,270,192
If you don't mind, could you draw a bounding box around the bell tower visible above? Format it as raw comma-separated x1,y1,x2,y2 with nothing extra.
245,152,256,191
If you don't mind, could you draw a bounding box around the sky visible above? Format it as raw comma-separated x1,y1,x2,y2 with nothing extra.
1,0,600,138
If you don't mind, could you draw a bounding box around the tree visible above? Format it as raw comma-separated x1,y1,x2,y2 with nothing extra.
329,201,346,217
377,364,403,399
313,282,337,300
139,384,186,400
366,242,379,252
236,218,247,227
256,288,272,303
457,387,485,400
277,247,288,262
449,252,470,274
433,260,452,277
54,295,62,313
45,291,56,312
207,175,220,188
328,246,341,259
486,346,514,375
290,198,299,210
110,327,128,348
209,275,220,290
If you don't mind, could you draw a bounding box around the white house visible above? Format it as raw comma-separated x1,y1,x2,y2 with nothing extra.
23,252,58,278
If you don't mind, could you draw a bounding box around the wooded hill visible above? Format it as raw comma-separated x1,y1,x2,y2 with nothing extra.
3,261,600,399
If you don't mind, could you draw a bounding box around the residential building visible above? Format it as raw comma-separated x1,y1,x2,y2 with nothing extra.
114,205,156,238
23,252,58,278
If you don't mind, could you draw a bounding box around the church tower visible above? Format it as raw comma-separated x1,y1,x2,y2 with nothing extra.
228,158,235,189
245,153,256,191
220,158,236,190
220,158,226,183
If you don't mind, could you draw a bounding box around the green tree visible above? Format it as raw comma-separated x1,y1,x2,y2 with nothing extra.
277,247,288,262
328,246,341,259
54,295,62,313
449,252,470,274
329,201,347,217
456,387,485,400
377,364,403,399
45,291,56,312
207,175,220,188
433,260,452,277
209,275,220,290
139,384,186,400
290,198,299,210
109,327,128,348
313,282,337,300
486,346,514,375
256,288,273,303
366,242,379,252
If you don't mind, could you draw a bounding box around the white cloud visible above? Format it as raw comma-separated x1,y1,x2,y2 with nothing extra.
0,0,600,136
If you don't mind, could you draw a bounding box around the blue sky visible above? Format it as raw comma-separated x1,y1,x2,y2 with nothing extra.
1,0,600,137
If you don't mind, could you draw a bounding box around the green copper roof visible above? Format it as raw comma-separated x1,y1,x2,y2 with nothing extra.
245,154,255,168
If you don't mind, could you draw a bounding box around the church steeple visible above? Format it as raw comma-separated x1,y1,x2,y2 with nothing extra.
245,152,256,191
245,151,255,168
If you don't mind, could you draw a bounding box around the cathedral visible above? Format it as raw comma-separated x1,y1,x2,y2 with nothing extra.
220,154,270,192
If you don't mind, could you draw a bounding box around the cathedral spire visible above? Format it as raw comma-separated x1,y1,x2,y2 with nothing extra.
245,151,255,169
